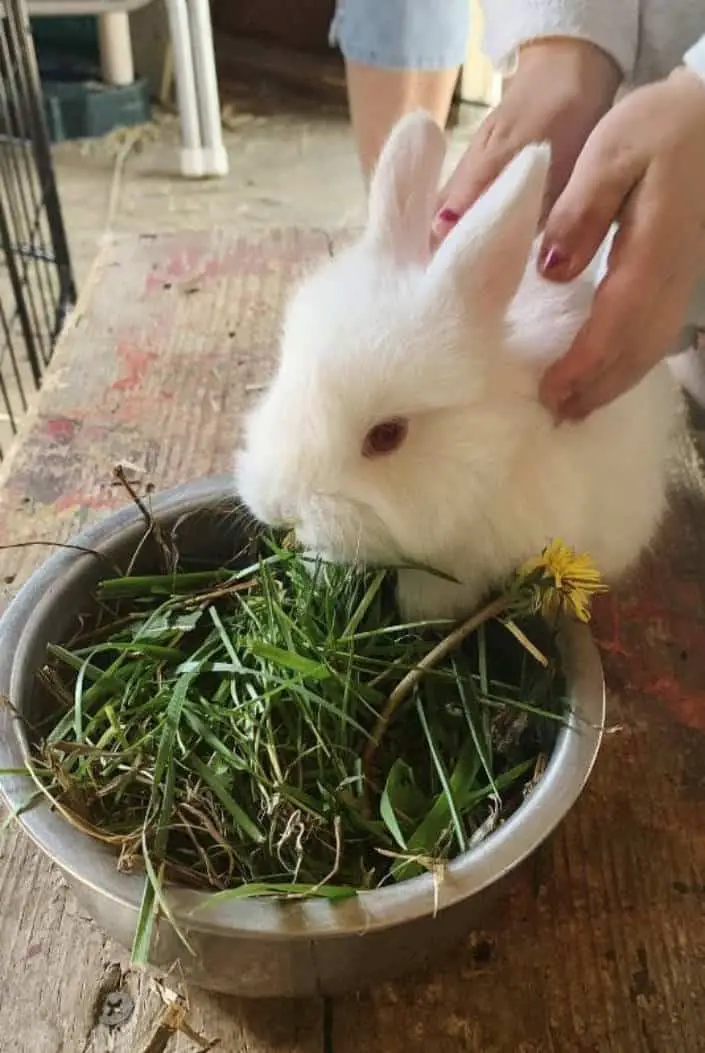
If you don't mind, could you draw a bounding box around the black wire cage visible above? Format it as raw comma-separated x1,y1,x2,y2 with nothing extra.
0,0,75,459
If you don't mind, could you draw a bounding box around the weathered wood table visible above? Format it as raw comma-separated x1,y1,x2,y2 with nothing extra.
1,229,704,1053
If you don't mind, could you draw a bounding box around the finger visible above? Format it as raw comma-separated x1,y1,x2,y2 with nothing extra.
558,271,691,418
540,169,691,413
556,347,653,421
541,241,692,419
539,119,644,281
539,246,644,411
432,118,516,239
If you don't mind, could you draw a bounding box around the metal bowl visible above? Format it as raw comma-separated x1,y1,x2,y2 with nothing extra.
0,476,605,998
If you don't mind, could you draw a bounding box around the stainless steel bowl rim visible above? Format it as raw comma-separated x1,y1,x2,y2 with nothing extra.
0,475,605,940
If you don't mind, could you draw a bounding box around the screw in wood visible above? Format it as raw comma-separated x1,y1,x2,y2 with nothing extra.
99,990,135,1028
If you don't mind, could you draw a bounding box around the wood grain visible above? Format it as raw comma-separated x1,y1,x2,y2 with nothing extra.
1,228,704,1052
333,444,705,1053
0,229,329,1053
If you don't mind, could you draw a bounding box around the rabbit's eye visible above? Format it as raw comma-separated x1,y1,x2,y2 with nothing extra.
362,418,408,459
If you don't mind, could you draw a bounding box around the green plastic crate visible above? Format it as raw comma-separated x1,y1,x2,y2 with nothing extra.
28,15,151,142
42,77,151,142
30,15,99,60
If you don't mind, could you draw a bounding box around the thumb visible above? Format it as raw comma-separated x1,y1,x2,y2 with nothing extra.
539,119,643,281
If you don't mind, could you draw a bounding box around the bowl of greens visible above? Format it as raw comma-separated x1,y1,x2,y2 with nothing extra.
0,474,605,997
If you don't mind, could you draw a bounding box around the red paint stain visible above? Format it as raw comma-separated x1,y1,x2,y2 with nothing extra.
639,677,705,733
593,594,630,658
53,490,119,514
45,416,78,444
26,943,43,959
144,243,276,293
145,245,209,292
593,588,705,733
112,344,158,392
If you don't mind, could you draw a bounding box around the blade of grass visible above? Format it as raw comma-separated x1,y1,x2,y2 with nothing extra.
189,754,264,844
131,878,158,967
454,656,499,802
199,881,359,908
415,692,467,853
248,641,330,681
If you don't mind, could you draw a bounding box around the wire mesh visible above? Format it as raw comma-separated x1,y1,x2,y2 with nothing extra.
0,0,75,459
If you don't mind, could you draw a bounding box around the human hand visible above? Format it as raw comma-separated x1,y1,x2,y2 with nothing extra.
538,68,705,420
433,37,621,239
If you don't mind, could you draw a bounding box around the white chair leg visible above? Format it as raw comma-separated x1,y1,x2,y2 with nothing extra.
187,0,228,176
165,0,204,177
97,11,134,87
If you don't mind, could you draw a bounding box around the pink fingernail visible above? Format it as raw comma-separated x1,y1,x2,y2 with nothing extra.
436,207,460,226
540,245,569,273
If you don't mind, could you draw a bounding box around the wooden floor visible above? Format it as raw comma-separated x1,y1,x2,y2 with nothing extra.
1,229,704,1053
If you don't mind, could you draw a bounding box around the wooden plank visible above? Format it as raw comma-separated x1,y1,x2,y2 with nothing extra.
333,437,705,1050
211,0,335,56
3,226,705,1051
215,35,347,106
0,228,330,1053
0,227,334,569
0,821,322,1052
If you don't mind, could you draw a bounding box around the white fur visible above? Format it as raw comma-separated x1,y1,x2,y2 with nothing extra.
235,112,678,620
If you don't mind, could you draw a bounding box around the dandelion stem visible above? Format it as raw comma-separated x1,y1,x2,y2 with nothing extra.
363,592,511,778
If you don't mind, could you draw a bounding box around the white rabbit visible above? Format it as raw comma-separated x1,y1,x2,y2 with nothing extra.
235,111,679,620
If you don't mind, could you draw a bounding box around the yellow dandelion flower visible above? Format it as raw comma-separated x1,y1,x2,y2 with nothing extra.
517,539,607,623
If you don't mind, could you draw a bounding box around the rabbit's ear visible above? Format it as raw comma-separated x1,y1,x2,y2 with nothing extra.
366,111,447,266
428,143,550,314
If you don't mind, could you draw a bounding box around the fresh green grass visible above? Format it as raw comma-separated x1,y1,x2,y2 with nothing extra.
26,531,569,964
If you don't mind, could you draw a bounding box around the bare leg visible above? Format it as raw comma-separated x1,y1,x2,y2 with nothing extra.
345,61,460,181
